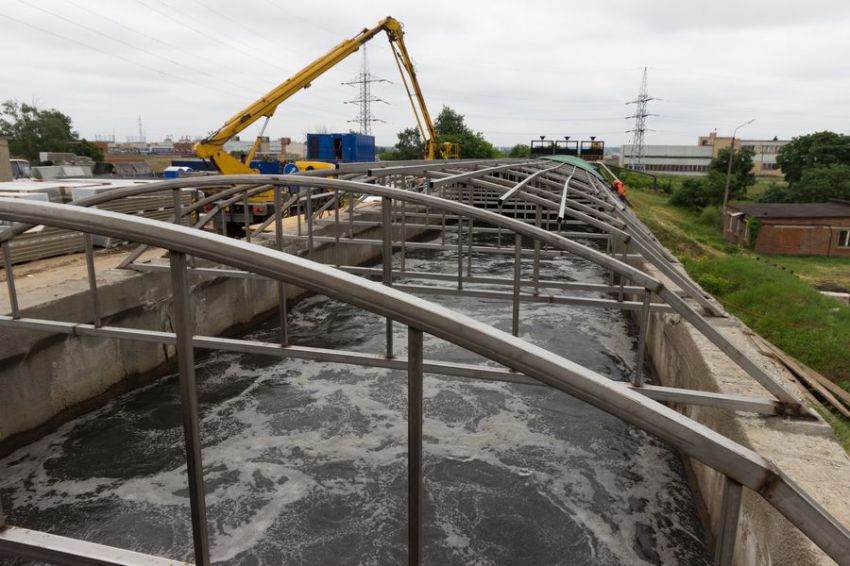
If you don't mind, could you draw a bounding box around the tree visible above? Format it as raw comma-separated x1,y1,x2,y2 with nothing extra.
508,144,530,158
0,100,75,160
433,105,498,159
776,131,850,183
379,127,424,160
434,106,470,136
382,106,500,161
669,146,756,209
670,171,727,209
760,164,850,203
710,145,756,198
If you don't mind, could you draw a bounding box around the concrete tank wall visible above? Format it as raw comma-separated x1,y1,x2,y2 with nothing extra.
627,253,850,566
0,214,429,455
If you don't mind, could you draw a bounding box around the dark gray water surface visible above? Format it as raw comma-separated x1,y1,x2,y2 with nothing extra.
0,232,710,565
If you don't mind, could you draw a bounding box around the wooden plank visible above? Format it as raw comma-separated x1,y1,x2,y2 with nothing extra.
749,333,850,418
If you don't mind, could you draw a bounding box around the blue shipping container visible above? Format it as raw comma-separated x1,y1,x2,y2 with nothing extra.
306,133,375,163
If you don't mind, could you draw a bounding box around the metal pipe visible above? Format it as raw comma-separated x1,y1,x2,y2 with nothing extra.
168,251,211,566
513,234,521,336
408,327,424,566
243,195,251,242
467,187,473,277
349,190,355,239
633,291,652,386
533,205,541,295
498,163,563,203
0,199,841,558
84,234,102,328
273,186,288,346
457,218,463,290
306,188,314,258
383,197,394,358
714,477,743,566
334,189,341,266
2,241,20,319
428,161,538,190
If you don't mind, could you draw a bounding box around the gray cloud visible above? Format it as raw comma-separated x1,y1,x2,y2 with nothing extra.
2,0,849,149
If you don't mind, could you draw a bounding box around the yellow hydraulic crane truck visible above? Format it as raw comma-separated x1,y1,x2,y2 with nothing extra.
194,16,456,175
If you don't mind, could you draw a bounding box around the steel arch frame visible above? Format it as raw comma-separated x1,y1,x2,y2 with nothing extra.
0,198,848,565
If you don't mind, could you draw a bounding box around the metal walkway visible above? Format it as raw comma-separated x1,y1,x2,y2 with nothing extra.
0,159,848,565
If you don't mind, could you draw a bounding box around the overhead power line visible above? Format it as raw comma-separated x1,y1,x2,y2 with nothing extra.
625,67,659,171
342,46,390,135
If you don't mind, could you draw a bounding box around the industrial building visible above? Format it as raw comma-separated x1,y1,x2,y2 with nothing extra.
620,132,789,176
724,201,850,256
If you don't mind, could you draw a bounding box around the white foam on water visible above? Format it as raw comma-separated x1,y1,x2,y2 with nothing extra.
0,234,708,565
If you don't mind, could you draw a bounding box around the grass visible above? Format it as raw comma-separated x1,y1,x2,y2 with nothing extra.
627,180,850,450
753,254,850,292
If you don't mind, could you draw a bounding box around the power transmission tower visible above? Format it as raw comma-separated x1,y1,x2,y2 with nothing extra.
342,45,390,135
625,67,658,171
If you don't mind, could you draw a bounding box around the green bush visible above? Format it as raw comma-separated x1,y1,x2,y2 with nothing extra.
697,205,722,227
670,173,725,209
693,272,733,295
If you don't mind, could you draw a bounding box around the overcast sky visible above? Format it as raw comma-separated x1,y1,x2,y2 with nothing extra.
3,0,850,149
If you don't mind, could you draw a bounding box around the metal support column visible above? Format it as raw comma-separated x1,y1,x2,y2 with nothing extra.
2,241,20,319
84,234,102,327
533,205,541,295
633,291,652,386
513,234,521,337
273,187,288,346
169,252,211,566
714,477,743,566
382,197,394,358
408,327,424,566
243,195,251,242
334,189,341,266
306,189,314,258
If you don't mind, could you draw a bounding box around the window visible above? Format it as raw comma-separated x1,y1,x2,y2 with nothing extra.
839,230,850,248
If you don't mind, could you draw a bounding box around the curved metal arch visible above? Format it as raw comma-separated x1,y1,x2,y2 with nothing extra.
0,174,802,406
0,197,847,562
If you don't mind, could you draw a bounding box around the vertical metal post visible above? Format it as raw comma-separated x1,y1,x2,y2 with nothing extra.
296,190,302,237
348,191,354,239
466,187,473,277
306,189,314,259
512,234,521,337
334,189,341,266
169,252,211,566
408,326,424,566
401,191,407,273
714,477,743,566
440,206,448,246
456,219,464,290
172,188,183,226
633,291,652,386
243,195,251,242
84,234,102,327
273,187,288,346
618,244,628,302
382,197,394,358
533,205,541,296
2,241,21,319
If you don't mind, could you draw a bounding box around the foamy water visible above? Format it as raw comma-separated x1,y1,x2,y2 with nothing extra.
0,233,709,565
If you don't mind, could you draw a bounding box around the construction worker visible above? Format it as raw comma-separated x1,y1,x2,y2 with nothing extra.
616,181,628,204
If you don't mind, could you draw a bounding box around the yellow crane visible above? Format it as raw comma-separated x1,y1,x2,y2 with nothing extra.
194,16,457,174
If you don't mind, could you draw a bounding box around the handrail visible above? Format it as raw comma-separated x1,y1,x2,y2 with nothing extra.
0,173,804,408
0,197,847,564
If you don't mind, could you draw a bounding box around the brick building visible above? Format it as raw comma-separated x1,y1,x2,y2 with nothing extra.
724,201,850,257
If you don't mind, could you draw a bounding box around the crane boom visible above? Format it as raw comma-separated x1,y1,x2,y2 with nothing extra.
194,16,446,174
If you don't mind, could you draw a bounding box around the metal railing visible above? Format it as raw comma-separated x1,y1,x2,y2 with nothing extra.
0,196,849,565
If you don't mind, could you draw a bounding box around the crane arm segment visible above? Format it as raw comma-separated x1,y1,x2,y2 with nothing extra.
194,17,423,174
